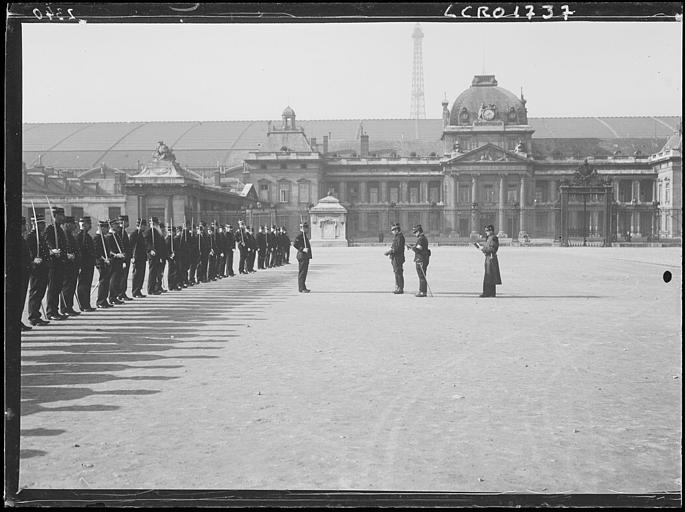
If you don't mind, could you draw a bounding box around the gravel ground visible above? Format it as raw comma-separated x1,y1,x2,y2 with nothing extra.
18,246,682,492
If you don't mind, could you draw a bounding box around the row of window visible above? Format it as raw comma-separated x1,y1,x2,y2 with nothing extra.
258,181,311,204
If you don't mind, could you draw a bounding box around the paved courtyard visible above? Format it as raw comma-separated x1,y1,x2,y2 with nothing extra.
17,246,682,492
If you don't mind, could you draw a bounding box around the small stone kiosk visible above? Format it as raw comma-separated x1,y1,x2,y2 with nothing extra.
308,192,348,247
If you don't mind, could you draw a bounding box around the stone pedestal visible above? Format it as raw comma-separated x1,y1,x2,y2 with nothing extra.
309,194,348,247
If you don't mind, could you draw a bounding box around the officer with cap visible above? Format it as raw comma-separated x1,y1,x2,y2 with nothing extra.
225,224,236,276
45,206,69,320
281,227,291,264
59,215,81,316
197,221,210,282
246,226,257,272
187,222,199,285
94,219,113,308
384,222,406,294
107,218,126,305
75,216,96,311
236,220,249,274
144,216,165,295
256,225,267,269
293,221,312,292
27,211,51,325
116,215,133,301
129,218,148,297
407,224,430,297
475,224,502,297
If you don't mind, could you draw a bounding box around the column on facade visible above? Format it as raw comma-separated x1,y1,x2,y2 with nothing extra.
380,181,388,203
549,180,558,237
359,181,368,204
519,175,527,237
634,209,641,237
339,182,347,202
614,180,620,203
632,179,640,203
616,210,621,237
470,175,480,236
400,181,409,203
167,195,174,225
420,182,428,204
445,174,457,234
498,175,506,236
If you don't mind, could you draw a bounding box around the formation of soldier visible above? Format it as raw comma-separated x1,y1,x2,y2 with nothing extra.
19,207,292,331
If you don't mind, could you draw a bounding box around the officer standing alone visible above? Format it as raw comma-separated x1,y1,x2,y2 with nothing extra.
293,221,312,293
407,224,430,297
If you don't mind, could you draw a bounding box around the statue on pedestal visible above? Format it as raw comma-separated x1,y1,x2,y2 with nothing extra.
153,141,176,162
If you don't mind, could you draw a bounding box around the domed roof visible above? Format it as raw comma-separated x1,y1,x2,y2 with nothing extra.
282,106,295,117
449,75,526,125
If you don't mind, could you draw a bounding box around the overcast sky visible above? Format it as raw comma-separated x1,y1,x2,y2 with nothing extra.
22,21,682,122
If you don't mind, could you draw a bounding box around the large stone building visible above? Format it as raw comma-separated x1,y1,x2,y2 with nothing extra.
22,74,681,242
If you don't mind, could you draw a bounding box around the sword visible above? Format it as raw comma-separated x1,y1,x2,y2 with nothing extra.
30,199,40,255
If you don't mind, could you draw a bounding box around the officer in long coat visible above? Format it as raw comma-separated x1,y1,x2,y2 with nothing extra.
224,224,236,276
27,213,51,325
75,216,96,311
293,221,312,292
94,220,113,308
281,227,291,264
256,226,267,269
116,215,133,301
478,224,502,297
129,218,148,297
216,225,227,278
246,226,257,272
144,217,165,295
59,216,81,316
187,224,199,285
384,222,405,294
407,224,430,297
44,206,69,320
107,219,126,305
236,221,249,274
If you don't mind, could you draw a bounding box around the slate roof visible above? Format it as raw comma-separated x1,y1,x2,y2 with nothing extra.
23,116,681,170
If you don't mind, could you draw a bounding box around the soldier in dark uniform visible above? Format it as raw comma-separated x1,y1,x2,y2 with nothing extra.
274,226,283,267
166,224,181,290
196,222,209,282
246,226,257,272
75,216,96,311
224,224,236,276
59,216,81,316
116,215,133,301
384,222,406,294
236,221,249,274
129,218,148,297
20,217,33,331
216,225,227,278
144,216,165,295
293,221,312,293
407,224,430,297
27,212,51,326
266,225,276,268
156,223,169,293
94,220,113,308
187,224,199,285
107,218,126,305
476,224,502,297
206,223,218,281
281,227,291,264
44,206,69,320
256,225,267,269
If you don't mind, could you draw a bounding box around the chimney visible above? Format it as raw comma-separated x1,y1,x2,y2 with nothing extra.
323,135,329,155
360,134,370,157
310,137,317,152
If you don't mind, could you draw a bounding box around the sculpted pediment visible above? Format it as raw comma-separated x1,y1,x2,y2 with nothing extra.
447,143,528,164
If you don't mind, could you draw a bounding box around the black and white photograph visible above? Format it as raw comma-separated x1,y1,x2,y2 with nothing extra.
5,2,682,507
